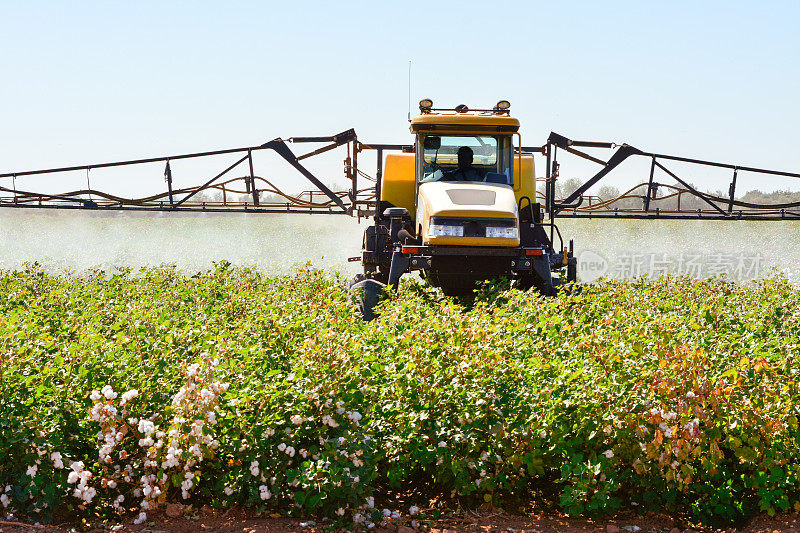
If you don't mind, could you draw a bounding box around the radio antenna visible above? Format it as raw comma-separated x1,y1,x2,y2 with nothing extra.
407,60,412,122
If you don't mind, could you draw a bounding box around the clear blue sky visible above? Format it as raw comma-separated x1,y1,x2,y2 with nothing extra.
1,1,798,197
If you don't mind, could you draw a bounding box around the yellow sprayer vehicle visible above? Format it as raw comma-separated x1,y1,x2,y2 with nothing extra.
350,100,576,318
4,99,798,321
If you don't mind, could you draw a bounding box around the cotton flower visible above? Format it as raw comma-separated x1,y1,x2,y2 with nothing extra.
604,449,614,459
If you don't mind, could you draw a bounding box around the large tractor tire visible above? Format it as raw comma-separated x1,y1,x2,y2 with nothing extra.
515,272,555,296
349,277,387,321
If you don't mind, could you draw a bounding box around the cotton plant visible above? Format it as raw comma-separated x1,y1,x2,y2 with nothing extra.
73,353,228,523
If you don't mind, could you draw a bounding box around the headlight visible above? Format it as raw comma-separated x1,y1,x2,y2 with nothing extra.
485,226,519,239
429,224,464,237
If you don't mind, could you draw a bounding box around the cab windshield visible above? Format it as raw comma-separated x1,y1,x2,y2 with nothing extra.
418,134,513,184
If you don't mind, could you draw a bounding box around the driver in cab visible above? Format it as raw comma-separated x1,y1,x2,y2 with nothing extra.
443,146,483,182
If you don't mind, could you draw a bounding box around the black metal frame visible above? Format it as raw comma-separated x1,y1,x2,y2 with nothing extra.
3,128,798,223
536,132,800,221
0,129,410,217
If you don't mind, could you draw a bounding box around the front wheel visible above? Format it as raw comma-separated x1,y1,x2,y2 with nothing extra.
349,278,387,321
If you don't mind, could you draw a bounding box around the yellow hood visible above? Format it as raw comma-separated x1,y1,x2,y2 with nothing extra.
417,182,520,246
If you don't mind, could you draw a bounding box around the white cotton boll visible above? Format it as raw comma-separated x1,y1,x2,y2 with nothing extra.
190,444,202,459
82,487,97,503
224,486,234,496
336,408,346,415
90,390,102,401
50,452,63,469
348,411,362,422
187,363,200,378
336,507,345,516
121,389,139,405
290,414,303,425
411,520,420,529
67,471,80,484
285,446,296,457
133,511,147,525
249,461,260,476
409,505,419,516
26,465,38,477
207,412,217,425
107,480,117,489
259,486,271,500
382,508,391,517
686,391,696,398
1,494,9,508
137,419,155,436
102,385,117,400
365,496,375,508
278,443,287,452
604,449,614,459
438,441,446,448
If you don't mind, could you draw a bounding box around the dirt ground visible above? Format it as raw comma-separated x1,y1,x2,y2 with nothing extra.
2,508,799,533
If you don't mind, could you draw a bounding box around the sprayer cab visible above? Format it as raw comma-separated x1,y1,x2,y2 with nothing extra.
353,100,575,311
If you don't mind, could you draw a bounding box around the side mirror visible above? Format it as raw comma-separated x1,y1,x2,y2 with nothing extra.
423,136,441,150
